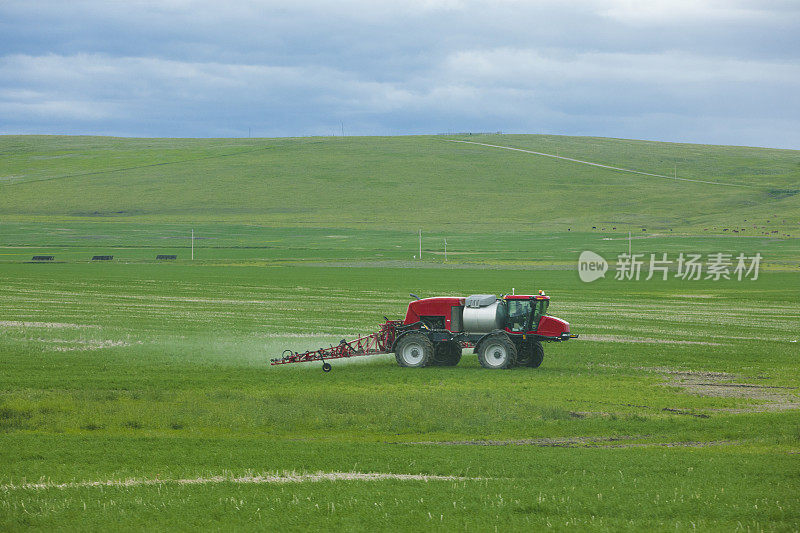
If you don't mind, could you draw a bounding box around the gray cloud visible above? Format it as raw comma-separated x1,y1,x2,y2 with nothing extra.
1,0,799,146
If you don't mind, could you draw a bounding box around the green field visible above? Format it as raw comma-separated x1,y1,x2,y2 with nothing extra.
2,134,799,232
1,135,799,530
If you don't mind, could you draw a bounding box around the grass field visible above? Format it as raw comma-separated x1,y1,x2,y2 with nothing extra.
2,134,799,233
1,134,799,530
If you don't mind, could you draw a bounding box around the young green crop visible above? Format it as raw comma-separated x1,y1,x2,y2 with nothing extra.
1,134,798,530
1,262,798,530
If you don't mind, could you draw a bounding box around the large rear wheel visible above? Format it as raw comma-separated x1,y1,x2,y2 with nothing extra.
394,333,433,368
477,334,517,369
432,341,462,366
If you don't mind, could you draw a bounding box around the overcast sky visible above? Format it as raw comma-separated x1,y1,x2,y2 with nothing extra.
1,0,799,147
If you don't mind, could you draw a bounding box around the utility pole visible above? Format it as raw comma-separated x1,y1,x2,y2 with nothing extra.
191,229,194,261
419,229,422,260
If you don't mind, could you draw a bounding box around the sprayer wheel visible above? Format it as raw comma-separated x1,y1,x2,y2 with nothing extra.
432,341,462,366
394,333,433,368
477,334,517,369
517,340,545,368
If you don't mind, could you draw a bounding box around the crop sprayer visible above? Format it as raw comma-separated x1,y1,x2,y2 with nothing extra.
271,291,578,371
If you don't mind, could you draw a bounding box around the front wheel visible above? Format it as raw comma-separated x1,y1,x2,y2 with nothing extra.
477,334,517,369
518,341,544,368
394,333,433,368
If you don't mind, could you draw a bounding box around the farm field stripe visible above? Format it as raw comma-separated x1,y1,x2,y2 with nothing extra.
580,334,723,345
1,472,488,491
446,140,747,187
3,146,273,187
0,320,99,329
408,439,738,448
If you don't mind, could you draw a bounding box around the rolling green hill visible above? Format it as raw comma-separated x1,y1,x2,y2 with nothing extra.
1,134,798,234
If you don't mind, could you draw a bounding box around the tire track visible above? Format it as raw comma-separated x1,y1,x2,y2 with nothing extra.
446,139,749,188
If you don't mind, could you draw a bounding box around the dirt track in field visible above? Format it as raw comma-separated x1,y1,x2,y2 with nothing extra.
446,139,747,188
404,436,737,448
581,334,723,346
658,369,800,413
1,472,488,491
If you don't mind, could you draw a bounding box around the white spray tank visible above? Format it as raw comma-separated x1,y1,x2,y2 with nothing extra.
461,294,507,333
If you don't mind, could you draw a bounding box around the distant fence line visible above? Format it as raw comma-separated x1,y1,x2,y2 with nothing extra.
436,131,503,136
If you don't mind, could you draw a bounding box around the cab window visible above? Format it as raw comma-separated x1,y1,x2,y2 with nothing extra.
530,299,549,331
507,300,532,332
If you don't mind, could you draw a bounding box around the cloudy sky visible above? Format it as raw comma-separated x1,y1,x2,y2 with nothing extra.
1,0,799,147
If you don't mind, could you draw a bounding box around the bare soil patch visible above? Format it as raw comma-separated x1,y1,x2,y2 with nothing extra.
404,436,736,449
1,471,487,491
50,339,139,352
657,369,800,413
